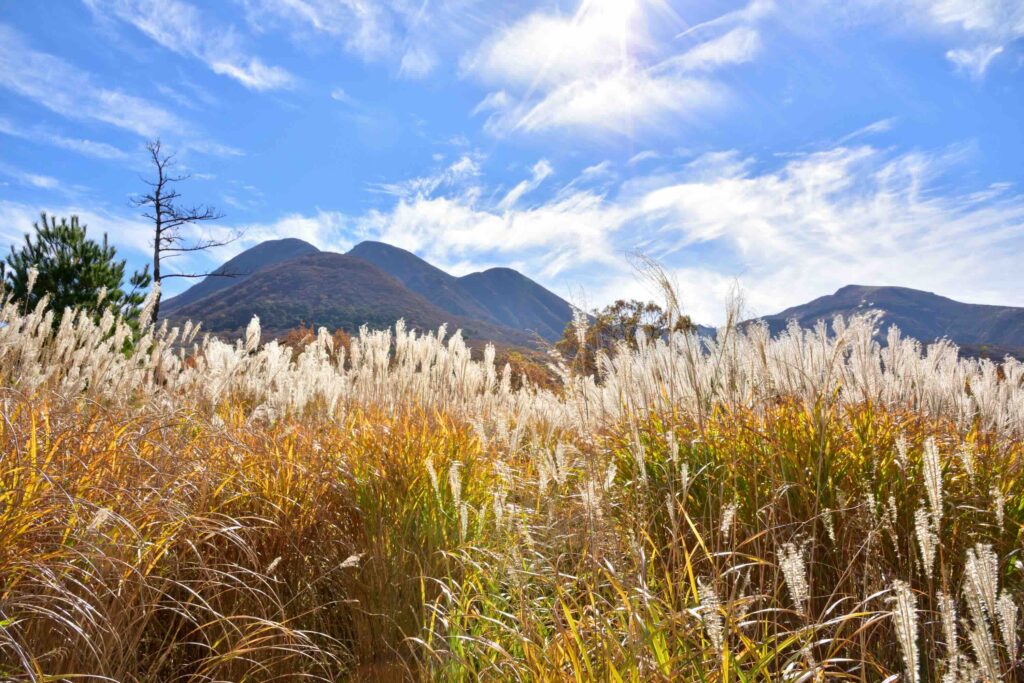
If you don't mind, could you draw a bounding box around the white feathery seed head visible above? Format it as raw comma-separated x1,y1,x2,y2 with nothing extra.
996,590,1018,661
779,542,810,613
937,590,959,677
914,507,938,581
244,315,261,353
698,579,725,652
721,502,737,539
921,437,943,526
891,579,919,683
448,461,463,509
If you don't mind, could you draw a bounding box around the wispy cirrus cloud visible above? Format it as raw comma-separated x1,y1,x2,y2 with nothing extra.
84,0,294,91
464,0,769,138
0,117,132,161
245,138,1024,323
0,24,186,138
0,24,240,156
239,0,504,80
616,144,1024,321
856,0,1024,79
0,163,61,191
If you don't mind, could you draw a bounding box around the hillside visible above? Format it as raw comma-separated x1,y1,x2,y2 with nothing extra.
457,267,573,342
757,284,1024,358
347,241,573,341
165,252,533,345
162,238,320,312
346,241,494,321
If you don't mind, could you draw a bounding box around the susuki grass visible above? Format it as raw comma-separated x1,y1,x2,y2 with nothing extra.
1,287,1022,680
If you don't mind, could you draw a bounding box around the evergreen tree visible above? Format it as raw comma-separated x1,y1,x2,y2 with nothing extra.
1,212,151,325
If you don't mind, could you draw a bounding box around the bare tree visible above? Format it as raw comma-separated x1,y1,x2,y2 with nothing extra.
132,139,241,324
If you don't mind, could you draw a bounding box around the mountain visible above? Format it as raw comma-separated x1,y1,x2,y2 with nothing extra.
756,285,1024,359
457,268,573,342
161,238,320,313
347,241,573,342
346,241,494,321
165,251,534,346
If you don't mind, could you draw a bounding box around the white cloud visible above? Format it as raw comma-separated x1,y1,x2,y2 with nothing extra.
627,145,1024,320
664,26,761,71
357,189,626,280
0,200,155,256
330,87,354,103
946,43,1005,78
0,117,131,161
370,154,483,200
241,0,493,79
0,24,185,138
7,127,1018,326
836,117,897,144
465,0,654,89
346,140,1024,322
861,0,1024,78
84,0,294,91
506,71,727,136
465,0,768,138
399,47,438,79
498,159,554,210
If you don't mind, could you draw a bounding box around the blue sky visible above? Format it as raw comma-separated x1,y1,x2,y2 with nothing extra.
1,0,1022,323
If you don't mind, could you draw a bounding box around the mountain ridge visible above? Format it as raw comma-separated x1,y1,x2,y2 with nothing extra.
755,284,1024,359
160,240,1024,359
165,251,536,346
346,240,574,342
162,238,320,313
162,239,570,347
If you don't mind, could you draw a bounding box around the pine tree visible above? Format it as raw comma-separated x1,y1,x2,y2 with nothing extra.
1,212,151,325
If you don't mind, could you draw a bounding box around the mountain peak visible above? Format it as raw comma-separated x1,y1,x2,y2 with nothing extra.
162,238,320,313
758,284,1024,358
347,242,572,341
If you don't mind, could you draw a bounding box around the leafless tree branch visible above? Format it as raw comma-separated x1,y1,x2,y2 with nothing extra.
134,139,245,324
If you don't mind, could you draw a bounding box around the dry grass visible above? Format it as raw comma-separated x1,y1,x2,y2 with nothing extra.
1,290,1022,680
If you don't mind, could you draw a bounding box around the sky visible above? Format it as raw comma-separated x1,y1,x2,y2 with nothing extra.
0,0,1022,324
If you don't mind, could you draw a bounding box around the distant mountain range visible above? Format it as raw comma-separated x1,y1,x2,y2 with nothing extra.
162,240,1024,359
754,284,1024,359
162,239,572,346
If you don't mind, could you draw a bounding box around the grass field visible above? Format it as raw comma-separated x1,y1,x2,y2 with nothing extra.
1,294,1022,681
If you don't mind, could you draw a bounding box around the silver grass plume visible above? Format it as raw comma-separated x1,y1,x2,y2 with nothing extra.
139,281,160,329
963,544,1001,681
914,507,938,581
991,486,1005,529
965,544,999,623
996,590,1018,662
937,590,959,680
448,461,463,509
721,502,737,539
822,507,836,544
779,542,810,612
698,579,725,652
959,443,976,483
968,619,1000,682
896,434,910,470
572,306,588,350
922,437,943,527
425,457,440,499
244,315,261,353
891,579,920,683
